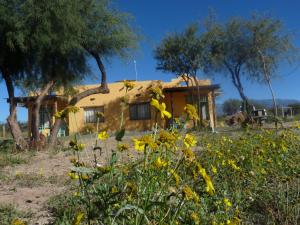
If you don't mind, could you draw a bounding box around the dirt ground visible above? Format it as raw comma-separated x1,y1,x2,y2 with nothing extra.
0,134,138,225
0,123,298,224
0,150,72,224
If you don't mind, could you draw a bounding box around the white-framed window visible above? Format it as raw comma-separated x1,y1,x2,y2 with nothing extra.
186,95,208,104
129,102,151,120
84,106,104,123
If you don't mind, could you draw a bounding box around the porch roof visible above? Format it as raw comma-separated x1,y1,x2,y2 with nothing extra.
163,84,221,95
8,95,68,107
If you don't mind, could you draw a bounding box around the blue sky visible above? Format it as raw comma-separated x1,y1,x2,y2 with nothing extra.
0,0,300,122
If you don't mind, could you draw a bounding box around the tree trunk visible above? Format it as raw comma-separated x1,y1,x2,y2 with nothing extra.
1,67,28,150
30,81,54,143
230,72,250,112
94,54,108,90
257,49,278,128
48,53,109,148
224,61,250,112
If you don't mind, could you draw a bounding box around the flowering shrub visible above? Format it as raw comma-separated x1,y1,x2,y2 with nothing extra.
49,125,300,225
49,81,300,224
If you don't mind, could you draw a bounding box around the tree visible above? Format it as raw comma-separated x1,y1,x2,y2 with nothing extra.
20,0,89,144
82,0,139,91
0,0,32,149
246,15,295,125
0,0,138,148
154,24,205,121
222,99,242,115
48,0,139,146
202,18,254,110
202,16,296,115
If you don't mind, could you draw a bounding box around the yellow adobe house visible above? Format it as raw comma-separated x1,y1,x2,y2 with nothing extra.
17,77,220,136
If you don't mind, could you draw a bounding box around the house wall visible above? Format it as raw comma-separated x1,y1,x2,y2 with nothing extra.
68,80,167,134
26,78,218,136
68,79,218,133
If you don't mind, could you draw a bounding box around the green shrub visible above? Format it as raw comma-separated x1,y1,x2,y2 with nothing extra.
0,204,32,225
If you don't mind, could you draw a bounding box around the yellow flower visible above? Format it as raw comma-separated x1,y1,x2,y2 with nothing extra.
69,140,85,151
111,186,118,193
182,148,196,162
132,138,145,151
126,181,138,195
81,174,89,181
227,217,241,225
73,191,80,196
68,171,79,180
78,143,85,151
117,143,129,152
227,160,240,171
154,157,168,168
123,80,135,91
157,130,177,149
150,98,172,119
150,86,165,99
224,197,233,208
184,133,197,148
182,185,199,203
72,211,85,225
182,185,194,200
211,165,217,174
98,131,109,140
197,164,215,195
132,135,157,151
170,169,180,186
12,219,26,225
190,212,200,224
184,104,199,121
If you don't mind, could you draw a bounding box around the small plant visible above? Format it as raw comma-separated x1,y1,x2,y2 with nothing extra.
0,204,32,225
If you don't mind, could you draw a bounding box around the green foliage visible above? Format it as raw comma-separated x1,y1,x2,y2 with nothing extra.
246,15,296,81
200,129,300,224
202,15,296,104
82,0,139,59
0,204,32,225
0,0,30,79
1,0,139,94
154,24,204,77
223,99,242,115
0,140,29,168
49,126,300,224
18,0,90,91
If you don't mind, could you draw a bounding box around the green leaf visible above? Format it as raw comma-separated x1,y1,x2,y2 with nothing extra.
115,128,125,141
112,204,149,224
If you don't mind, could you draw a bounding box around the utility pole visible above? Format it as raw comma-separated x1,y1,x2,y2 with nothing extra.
134,60,138,81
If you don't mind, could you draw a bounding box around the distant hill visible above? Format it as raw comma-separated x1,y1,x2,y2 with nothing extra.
251,99,300,108
217,99,300,116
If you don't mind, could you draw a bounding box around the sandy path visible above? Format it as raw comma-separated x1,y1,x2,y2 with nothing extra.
0,151,72,225
0,135,141,224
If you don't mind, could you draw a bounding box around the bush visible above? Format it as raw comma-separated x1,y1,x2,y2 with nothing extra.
0,204,32,225
49,127,300,224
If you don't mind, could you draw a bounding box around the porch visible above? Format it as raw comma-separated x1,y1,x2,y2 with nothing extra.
163,84,220,129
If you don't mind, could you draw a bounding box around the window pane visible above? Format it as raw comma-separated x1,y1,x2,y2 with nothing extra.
84,106,104,123
129,103,150,120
